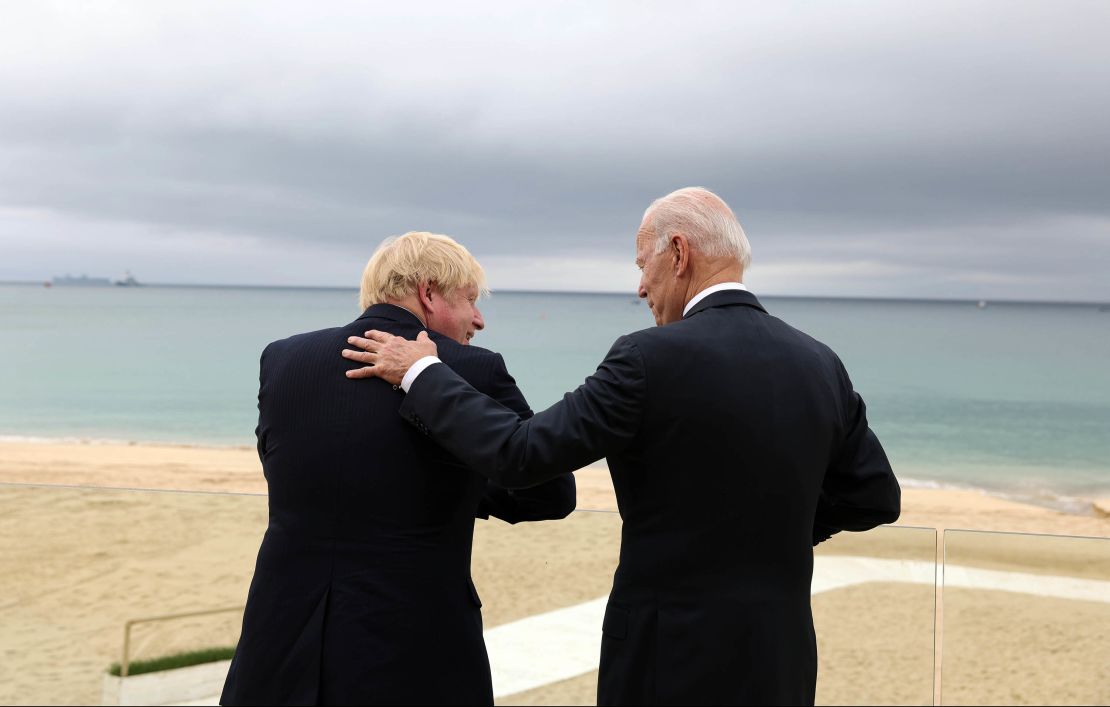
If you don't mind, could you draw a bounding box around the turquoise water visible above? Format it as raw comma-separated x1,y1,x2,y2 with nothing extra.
1,284,1108,500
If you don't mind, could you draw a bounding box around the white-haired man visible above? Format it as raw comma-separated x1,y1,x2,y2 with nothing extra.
343,190,900,705
221,231,575,706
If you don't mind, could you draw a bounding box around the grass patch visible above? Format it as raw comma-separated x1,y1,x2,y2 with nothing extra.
108,646,236,676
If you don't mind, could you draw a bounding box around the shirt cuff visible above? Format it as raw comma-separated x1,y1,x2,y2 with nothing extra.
400,356,442,393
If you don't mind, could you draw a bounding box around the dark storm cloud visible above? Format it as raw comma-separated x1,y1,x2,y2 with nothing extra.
1,1,1108,298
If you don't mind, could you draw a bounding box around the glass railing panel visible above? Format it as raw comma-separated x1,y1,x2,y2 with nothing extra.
941,529,1110,706
474,508,622,706
0,483,267,706
480,517,938,706
1,483,940,707
0,483,623,707
813,525,938,706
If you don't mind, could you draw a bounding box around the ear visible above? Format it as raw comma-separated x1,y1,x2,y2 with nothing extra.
417,280,436,313
672,234,690,278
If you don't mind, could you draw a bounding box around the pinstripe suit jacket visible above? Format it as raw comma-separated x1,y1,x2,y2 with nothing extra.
221,304,575,706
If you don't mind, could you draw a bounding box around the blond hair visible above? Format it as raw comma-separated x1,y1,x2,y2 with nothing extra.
359,231,488,310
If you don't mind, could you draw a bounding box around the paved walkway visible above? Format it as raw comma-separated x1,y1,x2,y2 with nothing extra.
485,556,1110,698
170,556,1110,705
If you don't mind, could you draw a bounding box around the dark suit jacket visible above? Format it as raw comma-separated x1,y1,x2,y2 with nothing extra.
398,289,900,706
220,304,576,706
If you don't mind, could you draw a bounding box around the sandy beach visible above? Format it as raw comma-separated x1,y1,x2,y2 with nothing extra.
3,438,1108,536
1,439,1107,705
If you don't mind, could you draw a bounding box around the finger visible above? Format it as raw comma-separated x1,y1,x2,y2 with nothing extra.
416,330,438,353
341,348,378,364
363,330,395,342
345,365,380,379
347,336,380,352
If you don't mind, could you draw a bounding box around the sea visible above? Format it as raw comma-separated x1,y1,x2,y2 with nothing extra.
2,283,1108,508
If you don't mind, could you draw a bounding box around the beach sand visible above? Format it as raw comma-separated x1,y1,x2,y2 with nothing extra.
1,439,1107,705
3,439,1109,537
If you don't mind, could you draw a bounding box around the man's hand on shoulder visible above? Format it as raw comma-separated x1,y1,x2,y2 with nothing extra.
342,330,438,386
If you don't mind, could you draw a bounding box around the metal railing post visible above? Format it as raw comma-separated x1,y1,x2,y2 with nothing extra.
121,620,133,678
116,606,243,679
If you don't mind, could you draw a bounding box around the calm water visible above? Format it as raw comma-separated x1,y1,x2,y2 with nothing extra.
2,284,1108,501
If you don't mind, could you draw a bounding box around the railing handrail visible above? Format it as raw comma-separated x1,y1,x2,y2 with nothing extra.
120,605,243,677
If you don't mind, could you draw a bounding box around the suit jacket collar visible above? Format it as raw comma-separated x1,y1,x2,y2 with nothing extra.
682,288,767,319
356,303,426,327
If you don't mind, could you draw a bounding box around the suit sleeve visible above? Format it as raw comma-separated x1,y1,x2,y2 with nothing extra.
472,354,576,523
813,360,901,545
402,335,646,489
255,344,272,464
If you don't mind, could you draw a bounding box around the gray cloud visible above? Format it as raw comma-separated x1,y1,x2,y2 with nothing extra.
1,1,1108,300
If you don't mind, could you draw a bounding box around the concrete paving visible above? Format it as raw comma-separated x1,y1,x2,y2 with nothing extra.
162,556,1110,705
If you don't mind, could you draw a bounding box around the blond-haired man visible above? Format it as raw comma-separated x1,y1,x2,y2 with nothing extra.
221,232,576,706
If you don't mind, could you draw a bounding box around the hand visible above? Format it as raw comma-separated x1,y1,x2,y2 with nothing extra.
342,330,438,386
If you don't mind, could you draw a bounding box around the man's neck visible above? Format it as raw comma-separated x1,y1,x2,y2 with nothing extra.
682,282,747,317
384,297,428,326
682,263,744,311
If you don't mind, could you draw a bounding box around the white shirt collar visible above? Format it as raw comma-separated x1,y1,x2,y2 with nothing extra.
682,282,748,317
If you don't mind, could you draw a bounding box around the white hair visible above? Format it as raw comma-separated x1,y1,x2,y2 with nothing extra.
644,187,752,270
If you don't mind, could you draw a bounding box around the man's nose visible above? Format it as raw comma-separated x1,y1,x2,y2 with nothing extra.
637,279,648,299
473,308,485,331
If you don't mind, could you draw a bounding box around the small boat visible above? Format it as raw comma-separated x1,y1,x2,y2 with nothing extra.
976,300,988,309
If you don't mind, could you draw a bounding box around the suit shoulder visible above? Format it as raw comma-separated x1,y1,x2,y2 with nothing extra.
627,308,844,368
273,326,346,347
749,313,853,387
431,335,507,381
769,315,844,366
262,326,346,359
435,337,501,364
623,322,669,346
620,320,689,355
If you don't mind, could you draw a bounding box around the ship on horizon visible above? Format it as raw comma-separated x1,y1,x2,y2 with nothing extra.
50,274,111,287
114,270,141,287
48,271,143,287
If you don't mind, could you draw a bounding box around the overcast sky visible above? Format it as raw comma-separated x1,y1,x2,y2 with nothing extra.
2,1,1108,300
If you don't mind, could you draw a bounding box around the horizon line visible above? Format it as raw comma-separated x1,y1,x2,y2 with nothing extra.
3,279,1109,308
